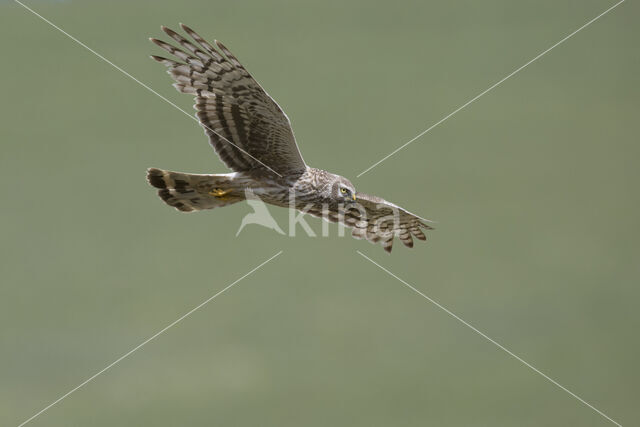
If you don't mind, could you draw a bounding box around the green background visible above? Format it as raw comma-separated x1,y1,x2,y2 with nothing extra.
1,0,638,425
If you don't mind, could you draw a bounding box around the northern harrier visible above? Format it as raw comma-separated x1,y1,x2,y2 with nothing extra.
147,24,432,252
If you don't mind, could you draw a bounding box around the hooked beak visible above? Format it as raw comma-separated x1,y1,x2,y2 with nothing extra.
352,193,357,201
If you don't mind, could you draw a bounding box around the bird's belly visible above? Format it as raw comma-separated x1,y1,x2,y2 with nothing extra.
241,181,291,208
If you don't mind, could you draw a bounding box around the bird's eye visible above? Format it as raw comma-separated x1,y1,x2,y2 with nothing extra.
340,188,347,194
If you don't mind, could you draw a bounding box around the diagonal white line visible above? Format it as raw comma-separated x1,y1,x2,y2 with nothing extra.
13,0,283,177
356,0,625,177
16,250,283,427
356,251,623,427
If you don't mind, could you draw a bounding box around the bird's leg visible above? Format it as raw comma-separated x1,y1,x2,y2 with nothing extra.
209,187,231,198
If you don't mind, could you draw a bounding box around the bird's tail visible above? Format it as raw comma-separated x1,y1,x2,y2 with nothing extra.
147,168,246,212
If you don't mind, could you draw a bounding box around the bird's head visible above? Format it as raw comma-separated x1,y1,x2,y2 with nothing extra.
329,175,356,205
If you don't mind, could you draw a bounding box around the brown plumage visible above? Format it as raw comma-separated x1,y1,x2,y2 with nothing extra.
147,24,432,252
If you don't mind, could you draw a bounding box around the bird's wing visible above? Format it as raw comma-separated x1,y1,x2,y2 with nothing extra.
151,24,306,177
309,192,433,253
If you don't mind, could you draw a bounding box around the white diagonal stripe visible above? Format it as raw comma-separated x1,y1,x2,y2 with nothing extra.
357,250,623,427
13,0,283,177
357,0,625,177
16,251,283,427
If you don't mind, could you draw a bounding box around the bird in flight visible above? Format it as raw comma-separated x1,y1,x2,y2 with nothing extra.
147,24,432,252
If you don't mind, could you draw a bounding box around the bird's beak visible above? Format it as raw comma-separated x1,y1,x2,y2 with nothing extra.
352,193,357,201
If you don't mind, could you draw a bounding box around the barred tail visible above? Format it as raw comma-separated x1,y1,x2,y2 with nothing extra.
146,168,245,212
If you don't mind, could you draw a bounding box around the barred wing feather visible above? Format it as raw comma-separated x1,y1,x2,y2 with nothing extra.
150,24,306,177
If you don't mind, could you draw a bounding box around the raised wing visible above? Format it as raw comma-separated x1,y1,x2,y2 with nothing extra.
151,24,306,177
309,193,433,253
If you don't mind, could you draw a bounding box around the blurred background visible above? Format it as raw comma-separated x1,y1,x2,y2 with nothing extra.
1,0,638,425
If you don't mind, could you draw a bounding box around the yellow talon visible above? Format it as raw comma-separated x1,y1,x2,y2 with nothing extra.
209,188,231,197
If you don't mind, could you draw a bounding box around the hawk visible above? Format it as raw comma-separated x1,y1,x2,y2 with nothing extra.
147,24,433,252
